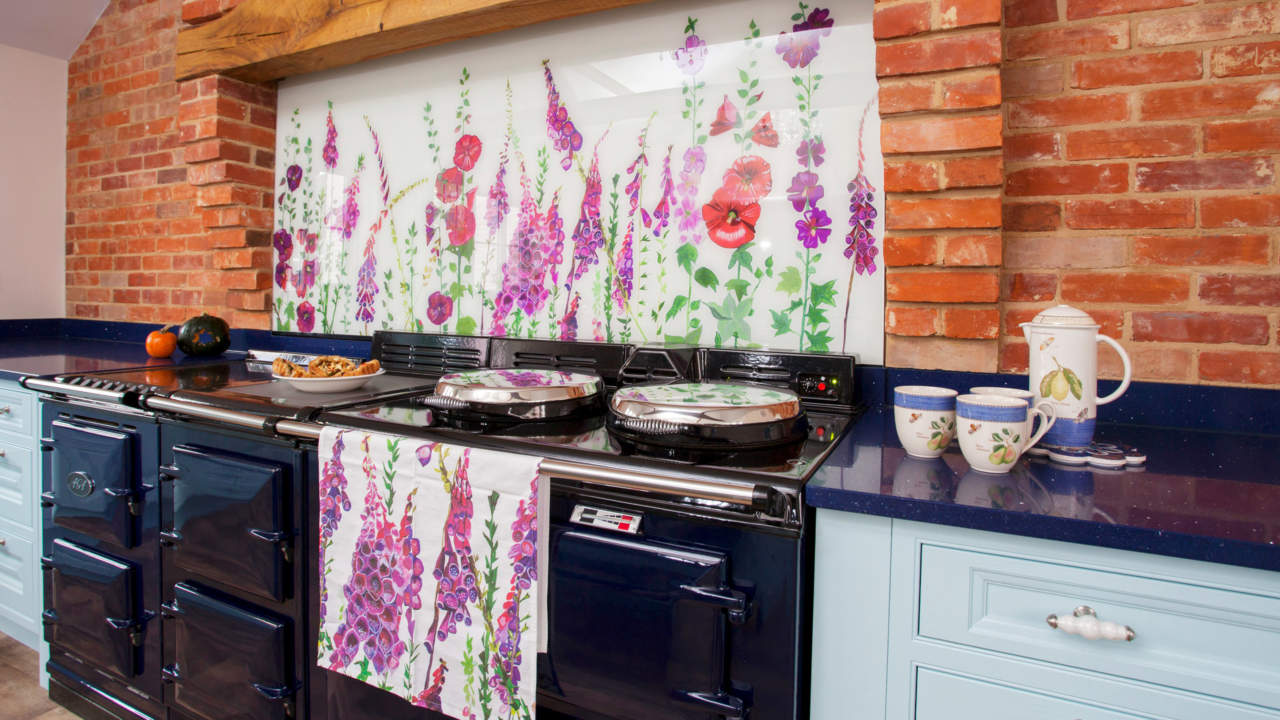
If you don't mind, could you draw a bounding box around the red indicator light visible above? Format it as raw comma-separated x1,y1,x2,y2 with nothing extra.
618,523,631,531
817,427,825,437
818,382,827,391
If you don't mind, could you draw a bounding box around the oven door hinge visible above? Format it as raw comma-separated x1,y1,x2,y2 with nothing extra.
253,681,302,719
672,689,747,719
679,583,750,624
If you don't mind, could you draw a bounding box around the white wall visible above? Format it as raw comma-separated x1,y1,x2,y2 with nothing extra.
0,43,66,319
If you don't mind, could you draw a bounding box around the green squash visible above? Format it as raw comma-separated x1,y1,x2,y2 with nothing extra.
177,314,231,357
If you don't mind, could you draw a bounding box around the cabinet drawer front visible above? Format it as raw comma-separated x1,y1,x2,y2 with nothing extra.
915,667,1153,720
0,440,33,530
918,544,1280,710
0,386,32,438
0,531,36,636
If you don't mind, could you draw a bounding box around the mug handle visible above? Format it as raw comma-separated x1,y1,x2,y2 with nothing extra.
1096,334,1131,406
1021,404,1056,453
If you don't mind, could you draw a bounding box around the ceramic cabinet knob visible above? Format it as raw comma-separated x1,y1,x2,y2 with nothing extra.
1046,605,1135,642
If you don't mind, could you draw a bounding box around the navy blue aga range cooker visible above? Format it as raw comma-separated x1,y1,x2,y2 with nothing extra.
25,333,860,720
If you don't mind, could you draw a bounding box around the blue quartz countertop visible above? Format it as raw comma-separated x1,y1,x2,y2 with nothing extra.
809,405,1280,572
0,338,212,381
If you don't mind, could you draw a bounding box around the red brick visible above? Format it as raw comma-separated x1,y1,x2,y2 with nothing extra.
1061,272,1190,303
1205,118,1280,152
1002,63,1063,97
1133,311,1270,345
1008,94,1129,128
1137,157,1274,192
1006,163,1128,196
879,79,934,114
1005,133,1061,162
1135,2,1280,47
942,233,1002,266
1141,81,1280,121
1199,352,1280,385
943,308,1000,339
886,306,938,336
1199,274,1280,306
877,29,1002,76
940,0,1001,28
1005,235,1127,268
942,71,1001,109
885,160,940,192
1000,341,1030,373
1004,202,1061,231
887,335,999,372
1133,235,1271,266
1073,51,1202,89
1065,198,1194,229
885,235,938,266
1202,195,1280,227
874,2,931,39
941,155,1003,190
1006,0,1058,27
1068,0,1195,20
1065,125,1196,160
887,270,1000,302
1211,41,1280,78
886,195,1002,229
1006,20,1129,61
882,114,1002,153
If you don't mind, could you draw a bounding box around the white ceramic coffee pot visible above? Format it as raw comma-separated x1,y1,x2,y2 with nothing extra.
1020,305,1131,448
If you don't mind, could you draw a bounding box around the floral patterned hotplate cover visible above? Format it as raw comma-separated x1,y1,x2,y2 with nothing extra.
272,0,883,362
613,382,798,409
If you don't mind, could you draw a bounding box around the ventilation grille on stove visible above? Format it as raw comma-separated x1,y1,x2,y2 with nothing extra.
618,347,698,385
371,332,489,377
489,339,631,386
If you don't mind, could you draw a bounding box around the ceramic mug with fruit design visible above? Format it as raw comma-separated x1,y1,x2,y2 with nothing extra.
1020,305,1131,449
970,386,1057,453
893,386,958,459
956,394,1054,474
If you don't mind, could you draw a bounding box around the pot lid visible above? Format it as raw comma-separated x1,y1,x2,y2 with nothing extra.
610,382,802,427
435,368,602,406
1029,304,1098,327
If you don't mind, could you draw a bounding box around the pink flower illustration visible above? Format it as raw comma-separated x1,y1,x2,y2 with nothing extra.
296,301,315,333
673,34,708,75
323,107,338,170
427,291,453,326
722,155,773,204
702,187,760,249
453,134,482,171
776,6,834,69
437,167,464,204
446,204,475,246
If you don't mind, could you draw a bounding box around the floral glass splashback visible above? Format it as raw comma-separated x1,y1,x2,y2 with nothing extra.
272,0,884,361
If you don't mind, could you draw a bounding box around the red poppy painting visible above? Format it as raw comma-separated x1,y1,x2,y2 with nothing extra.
701,187,761,249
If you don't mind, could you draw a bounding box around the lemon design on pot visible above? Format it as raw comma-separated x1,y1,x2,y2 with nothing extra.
1038,357,1083,402
987,428,1020,465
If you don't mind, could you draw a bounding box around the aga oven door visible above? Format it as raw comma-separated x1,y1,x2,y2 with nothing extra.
161,444,292,602
44,418,140,548
162,582,298,720
544,526,749,720
41,539,144,678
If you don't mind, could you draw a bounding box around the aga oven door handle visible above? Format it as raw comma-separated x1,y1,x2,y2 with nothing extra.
248,528,295,564
672,689,747,719
102,486,143,517
678,583,751,624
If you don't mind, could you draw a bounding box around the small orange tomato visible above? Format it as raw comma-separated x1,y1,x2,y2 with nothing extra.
145,325,178,358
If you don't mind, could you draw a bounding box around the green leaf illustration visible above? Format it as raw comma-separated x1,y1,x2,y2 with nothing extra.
457,316,477,335
777,266,803,294
694,267,719,291
726,278,750,300
1064,368,1084,400
770,309,792,335
810,279,837,308
991,433,1001,442
676,243,698,273
665,295,688,321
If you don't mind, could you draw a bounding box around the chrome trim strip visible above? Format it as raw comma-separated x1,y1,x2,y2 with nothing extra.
21,377,127,404
269,418,763,508
142,396,270,433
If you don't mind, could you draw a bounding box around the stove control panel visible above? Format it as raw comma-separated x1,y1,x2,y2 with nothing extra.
797,372,841,400
808,419,841,443
571,505,642,534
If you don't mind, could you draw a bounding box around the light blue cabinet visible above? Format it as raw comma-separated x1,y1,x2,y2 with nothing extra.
0,379,41,651
812,511,1280,719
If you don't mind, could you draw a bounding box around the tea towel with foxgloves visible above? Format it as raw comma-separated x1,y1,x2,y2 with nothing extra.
317,426,545,720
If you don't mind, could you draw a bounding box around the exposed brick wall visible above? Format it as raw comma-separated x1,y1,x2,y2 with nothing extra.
65,0,274,329
876,0,1006,372
62,0,1280,385
1001,0,1280,385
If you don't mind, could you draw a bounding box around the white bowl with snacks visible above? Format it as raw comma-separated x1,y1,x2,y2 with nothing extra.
271,356,383,393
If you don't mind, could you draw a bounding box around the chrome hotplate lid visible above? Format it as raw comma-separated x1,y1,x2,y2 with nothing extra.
610,382,802,426
434,368,602,405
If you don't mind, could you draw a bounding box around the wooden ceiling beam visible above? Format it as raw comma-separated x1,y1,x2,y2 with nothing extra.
175,0,654,83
